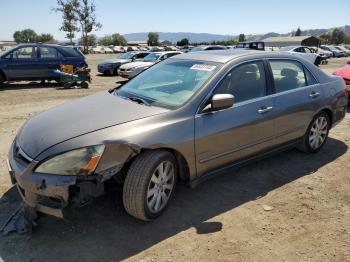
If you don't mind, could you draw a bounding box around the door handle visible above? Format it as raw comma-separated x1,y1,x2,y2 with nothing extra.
258,106,273,114
309,91,320,98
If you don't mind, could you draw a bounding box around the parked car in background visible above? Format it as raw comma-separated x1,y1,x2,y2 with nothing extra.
112,46,125,53
97,51,150,75
335,46,350,57
236,41,265,51
279,46,321,65
320,45,344,57
118,51,181,78
0,43,87,84
127,46,140,52
8,50,347,224
309,46,333,59
333,63,350,94
190,45,228,52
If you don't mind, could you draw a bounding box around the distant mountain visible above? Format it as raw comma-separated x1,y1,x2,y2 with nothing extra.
124,32,235,43
123,25,350,43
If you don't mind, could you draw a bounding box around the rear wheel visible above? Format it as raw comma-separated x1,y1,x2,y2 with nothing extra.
299,112,330,153
0,72,5,86
123,150,177,221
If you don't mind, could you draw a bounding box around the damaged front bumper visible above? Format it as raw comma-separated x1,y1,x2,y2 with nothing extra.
7,152,75,218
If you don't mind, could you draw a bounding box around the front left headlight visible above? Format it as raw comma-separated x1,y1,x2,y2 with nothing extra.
35,145,105,176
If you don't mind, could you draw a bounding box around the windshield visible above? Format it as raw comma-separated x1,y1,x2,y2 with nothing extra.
143,53,161,62
119,52,135,59
116,59,220,109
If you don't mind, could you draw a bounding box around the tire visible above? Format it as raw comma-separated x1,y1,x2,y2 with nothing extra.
80,81,89,89
298,112,330,153
0,72,5,86
123,150,177,221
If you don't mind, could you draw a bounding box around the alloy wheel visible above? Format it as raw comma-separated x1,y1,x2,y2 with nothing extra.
309,116,328,150
147,160,175,213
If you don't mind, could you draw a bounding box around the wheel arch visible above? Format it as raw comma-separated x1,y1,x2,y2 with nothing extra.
135,147,191,183
0,69,7,81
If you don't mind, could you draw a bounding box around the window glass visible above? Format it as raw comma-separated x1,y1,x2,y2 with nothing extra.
117,60,219,108
6,46,37,59
214,61,267,103
61,47,82,57
40,47,62,58
305,68,318,85
304,47,311,53
270,60,306,93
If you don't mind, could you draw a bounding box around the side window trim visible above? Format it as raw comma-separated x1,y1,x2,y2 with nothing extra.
196,59,270,114
267,58,319,94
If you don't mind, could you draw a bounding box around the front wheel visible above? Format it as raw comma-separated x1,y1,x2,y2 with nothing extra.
299,112,330,153
123,150,177,221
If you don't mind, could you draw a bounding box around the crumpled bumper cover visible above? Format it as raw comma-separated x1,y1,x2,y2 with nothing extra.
7,143,77,218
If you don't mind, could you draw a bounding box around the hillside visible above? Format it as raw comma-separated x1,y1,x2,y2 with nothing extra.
123,25,350,43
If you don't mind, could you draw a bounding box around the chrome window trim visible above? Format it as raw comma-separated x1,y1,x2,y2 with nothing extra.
195,58,268,116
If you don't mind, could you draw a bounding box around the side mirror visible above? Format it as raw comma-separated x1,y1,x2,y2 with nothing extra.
204,94,234,112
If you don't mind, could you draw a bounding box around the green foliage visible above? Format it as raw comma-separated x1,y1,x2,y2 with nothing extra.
37,34,55,43
13,29,38,43
98,33,127,46
177,38,189,46
148,32,159,46
54,0,80,44
331,28,345,45
238,34,246,42
79,34,96,46
295,27,302,36
319,34,331,44
13,29,55,43
211,39,238,46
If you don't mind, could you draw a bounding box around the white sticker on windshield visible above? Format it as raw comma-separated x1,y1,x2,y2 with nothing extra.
190,64,216,71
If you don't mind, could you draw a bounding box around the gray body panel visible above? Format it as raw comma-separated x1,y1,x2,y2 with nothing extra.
7,49,348,218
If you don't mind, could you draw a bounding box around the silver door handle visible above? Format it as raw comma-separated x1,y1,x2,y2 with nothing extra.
309,92,320,98
258,106,273,114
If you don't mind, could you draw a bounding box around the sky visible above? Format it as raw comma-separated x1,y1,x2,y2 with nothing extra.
0,0,349,41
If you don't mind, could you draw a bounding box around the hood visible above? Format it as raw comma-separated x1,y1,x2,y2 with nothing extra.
99,58,130,65
333,65,350,79
17,92,168,158
120,61,154,70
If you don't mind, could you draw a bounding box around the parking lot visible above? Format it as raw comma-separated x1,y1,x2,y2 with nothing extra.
0,54,349,262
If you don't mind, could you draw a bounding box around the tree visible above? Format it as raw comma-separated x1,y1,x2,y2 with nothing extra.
177,38,189,46
111,33,127,46
331,28,345,45
79,34,96,46
238,34,246,42
98,35,113,46
295,27,302,36
74,0,102,53
54,0,80,44
319,34,331,44
147,32,159,46
37,33,55,43
13,29,38,43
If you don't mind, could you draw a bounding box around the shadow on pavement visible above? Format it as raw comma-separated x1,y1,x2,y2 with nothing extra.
0,138,347,262
0,81,61,91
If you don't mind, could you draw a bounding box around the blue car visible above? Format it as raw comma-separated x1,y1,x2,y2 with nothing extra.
0,44,88,84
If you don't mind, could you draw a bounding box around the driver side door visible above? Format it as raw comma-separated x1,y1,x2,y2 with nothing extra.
3,46,40,80
194,60,275,176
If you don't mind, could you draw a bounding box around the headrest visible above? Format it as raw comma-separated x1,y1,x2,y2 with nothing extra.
281,68,298,78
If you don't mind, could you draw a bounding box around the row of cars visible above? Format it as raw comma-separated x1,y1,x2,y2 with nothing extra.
98,51,182,78
90,45,179,54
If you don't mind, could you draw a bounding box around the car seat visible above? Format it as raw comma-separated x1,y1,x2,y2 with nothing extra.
276,68,298,92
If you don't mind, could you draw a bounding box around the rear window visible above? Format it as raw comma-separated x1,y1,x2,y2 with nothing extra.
60,47,83,57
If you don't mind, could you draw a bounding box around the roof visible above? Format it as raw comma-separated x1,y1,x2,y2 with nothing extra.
263,36,316,43
174,49,262,63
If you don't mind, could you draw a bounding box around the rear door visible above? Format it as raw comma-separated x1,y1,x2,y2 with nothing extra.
38,46,63,79
195,60,275,176
2,46,41,80
268,59,323,145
